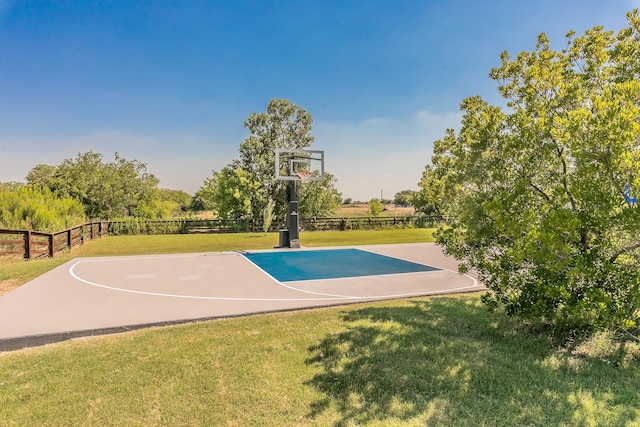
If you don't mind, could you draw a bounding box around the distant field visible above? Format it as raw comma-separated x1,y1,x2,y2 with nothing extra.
181,205,416,219
336,204,415,217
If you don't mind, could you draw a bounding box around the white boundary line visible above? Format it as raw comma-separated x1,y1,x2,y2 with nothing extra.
68,260,350,302
68,249,482,302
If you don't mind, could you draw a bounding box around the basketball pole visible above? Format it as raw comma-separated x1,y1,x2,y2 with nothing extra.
286,179,300,248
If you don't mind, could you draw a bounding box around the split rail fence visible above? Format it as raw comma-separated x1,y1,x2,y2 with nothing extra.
0,222,107,259
0,215,451,260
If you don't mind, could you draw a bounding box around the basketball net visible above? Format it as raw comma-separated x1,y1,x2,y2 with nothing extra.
295,171,312,183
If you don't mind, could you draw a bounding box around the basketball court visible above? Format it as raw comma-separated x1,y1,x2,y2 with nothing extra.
0,243,482,351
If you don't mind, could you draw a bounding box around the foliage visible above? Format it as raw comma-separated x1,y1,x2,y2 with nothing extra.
0,183,85,231
393,189,416,207
24,164,56,190
367,198,385,216
196,98,342,221
159,189,192,213
27,151,161,219
108,218,187,235
262,198,276,234
209,167,262,220
424,10,640,335
299,172,342,218
191,174,218,213
233,98,314,219
414,166,443,215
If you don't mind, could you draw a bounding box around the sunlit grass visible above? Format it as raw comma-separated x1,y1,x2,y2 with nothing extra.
1,294,638,425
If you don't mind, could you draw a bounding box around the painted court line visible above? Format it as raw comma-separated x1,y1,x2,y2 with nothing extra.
68,260,351,302
0,243,486,352
68,249,481,301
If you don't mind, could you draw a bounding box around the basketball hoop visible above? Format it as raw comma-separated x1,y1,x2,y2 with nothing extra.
295,171,312,183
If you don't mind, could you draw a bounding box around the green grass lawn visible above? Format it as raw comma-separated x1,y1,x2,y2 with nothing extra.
1,229,639,425
1,295,639,426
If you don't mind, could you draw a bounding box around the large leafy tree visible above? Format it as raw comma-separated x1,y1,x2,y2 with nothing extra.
27,151,160,219
232,98,314,218
425,10,640,334
195,98,342,221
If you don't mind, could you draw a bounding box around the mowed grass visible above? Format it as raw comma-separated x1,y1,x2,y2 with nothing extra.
2,229,640,425
0,229,434,296
2,295,639,426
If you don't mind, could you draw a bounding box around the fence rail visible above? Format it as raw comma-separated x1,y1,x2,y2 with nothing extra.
107,215,451,235
0,215,451,260
0,222,107,259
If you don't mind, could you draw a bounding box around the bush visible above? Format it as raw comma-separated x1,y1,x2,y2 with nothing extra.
0,184,86,232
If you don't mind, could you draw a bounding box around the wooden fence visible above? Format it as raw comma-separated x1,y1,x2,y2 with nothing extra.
0,215,451,259
107,215,451,235
0,222,108,259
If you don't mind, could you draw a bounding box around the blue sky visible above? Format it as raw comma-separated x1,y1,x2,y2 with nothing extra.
0,1,638,200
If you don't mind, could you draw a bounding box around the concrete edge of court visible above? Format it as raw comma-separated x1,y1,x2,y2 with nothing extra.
0,287,484,353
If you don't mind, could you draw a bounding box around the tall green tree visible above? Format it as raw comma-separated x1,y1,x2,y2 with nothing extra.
233,98,314,219
425,10,640,335
194,99,341,222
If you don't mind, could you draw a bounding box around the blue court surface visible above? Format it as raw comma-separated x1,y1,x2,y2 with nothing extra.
243,248,440,282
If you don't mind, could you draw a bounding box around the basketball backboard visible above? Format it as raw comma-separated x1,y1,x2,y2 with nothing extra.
275,149,324,181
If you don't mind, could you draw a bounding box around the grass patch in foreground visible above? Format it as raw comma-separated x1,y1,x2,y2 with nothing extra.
1,293,639,426
0,229,434,295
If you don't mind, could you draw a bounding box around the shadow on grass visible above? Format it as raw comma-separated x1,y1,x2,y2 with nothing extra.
305,296,640,426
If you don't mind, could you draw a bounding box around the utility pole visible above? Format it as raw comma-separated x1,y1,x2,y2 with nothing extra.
380,189,383,201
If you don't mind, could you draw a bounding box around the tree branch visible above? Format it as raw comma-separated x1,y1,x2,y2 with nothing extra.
552,138,576,210
529,180,552,203
610,242,640,263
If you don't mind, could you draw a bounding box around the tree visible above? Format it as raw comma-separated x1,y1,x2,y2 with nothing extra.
368,199,384,216
158,189,192,214
299,172,342,218
211,167,262,220
24,164,56,190
393,190,416,207
425,9,640,335
233,98,314,219
27,151,160,219
191,175,219,212
414,166,443,215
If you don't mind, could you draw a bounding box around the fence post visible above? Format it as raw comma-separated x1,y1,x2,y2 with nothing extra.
67,228,72,249
24,230,32,259
48,233,54,257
